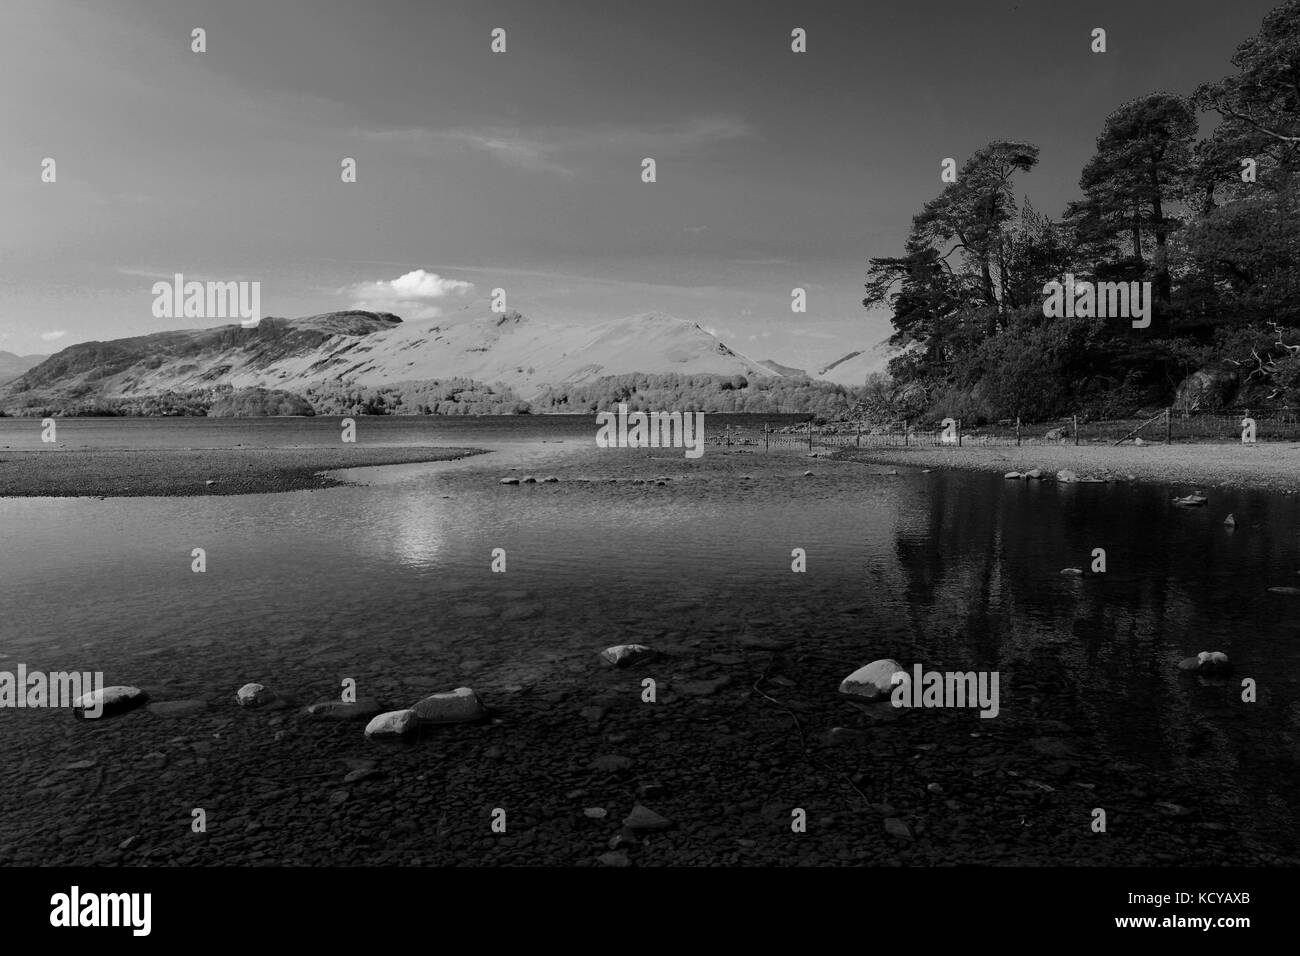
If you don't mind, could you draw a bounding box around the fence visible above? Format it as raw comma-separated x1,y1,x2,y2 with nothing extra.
713,407,1300,452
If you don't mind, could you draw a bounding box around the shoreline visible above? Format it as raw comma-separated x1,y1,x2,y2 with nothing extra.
0,446,488,498
830,442,1300,494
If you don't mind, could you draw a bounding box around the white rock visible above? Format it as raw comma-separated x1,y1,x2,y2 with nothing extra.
599,644,656,668
364,709,418,737
839,659,905,701
1003,472,1021,479
73,685,147,718
1024,469,1043,479
1056,470,1078,483
1060,568,1083,576
410,687,487,724
235,682,273,707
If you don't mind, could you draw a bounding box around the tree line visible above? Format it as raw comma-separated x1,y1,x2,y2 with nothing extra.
864,1,1300,425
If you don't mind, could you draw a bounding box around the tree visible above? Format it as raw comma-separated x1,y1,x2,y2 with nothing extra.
1069,93,1197,303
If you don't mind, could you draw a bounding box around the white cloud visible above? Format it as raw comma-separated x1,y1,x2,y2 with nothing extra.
40,330,67,342
348,270,474,319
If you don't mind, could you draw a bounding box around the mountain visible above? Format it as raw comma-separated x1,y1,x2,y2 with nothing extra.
1,309,785,412
0,351,47,386
816,338,918,386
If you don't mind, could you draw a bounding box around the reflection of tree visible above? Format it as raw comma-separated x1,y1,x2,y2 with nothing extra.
888,476,1297,846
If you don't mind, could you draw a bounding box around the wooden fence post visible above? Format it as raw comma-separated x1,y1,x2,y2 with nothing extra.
1073,414,1079,446
808,420,813,453
1016,417,1021,447
904,419,909,447
957,419,963,447
856,422,861,449
1166,407,1172,444
763,423,768,452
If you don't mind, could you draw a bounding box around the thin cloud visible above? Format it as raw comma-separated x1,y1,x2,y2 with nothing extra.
41,330,67,342
358,116,752,176
347,269,474,320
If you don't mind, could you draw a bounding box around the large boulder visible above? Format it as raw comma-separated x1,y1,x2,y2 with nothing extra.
838,659,905,702
1178,651,1232,675
235,682,274,708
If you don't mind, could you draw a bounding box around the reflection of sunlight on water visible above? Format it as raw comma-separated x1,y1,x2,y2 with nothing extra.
373,489,450,570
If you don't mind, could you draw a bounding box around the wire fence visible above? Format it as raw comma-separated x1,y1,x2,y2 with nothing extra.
712,407,1300,452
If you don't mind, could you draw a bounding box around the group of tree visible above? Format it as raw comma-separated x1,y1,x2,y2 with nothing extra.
865,0,1300,424
531,371,862,419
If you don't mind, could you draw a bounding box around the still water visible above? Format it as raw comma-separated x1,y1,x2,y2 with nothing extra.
1,416,1298,853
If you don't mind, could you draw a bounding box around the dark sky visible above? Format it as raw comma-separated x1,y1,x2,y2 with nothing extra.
0,0,1281,366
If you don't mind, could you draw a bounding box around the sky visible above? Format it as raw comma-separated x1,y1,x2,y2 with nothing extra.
0,0,1283,371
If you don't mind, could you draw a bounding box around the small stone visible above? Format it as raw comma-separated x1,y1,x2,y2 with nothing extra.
235,683,273,708
542,476,559,483
583,807,607,819
73,685,148,719
328,790,349,806
838,659,904,701
343,768,383,784
1003,471,1021,479
622,805,672,830
65,759,97,770
499,477,520,485
521,476,538,484
410,687,487,724
1060,568,1083,576
884,818,912,839
597,851,631,867
926,783,943,794
364,709,418,738
1223,514,1236,527
304,698,384,721
1056,469,1078,483
598,644,655,668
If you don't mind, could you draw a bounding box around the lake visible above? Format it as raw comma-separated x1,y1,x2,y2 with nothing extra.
0,416,1297,865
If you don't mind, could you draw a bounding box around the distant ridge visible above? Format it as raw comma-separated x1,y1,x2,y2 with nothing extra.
1,309,795,411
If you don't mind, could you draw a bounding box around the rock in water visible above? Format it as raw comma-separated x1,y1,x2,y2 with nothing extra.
598,644,655,668
1003,472,1022,479
1024,469,1043,479
498,477,520,485
1179,651,1232,675
235,683,273,708
1223,514,1236,528
364,709,418,738
1056,470,1078,483
1267,586,1300,596
1172,494,1208,507
884,818,912,839
410,687,487,724
838,659,905,702
73,686,148,719
622,805,672,830
1060,568,1083,576
304,698,384,721
597,851,632,867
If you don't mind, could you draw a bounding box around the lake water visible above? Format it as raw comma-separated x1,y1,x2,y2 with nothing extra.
1,416,1298,862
